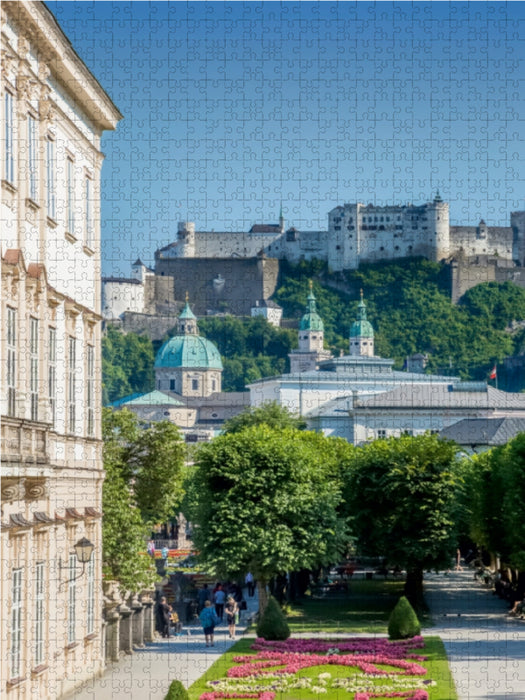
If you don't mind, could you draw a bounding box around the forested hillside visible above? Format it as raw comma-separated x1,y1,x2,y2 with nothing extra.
102,258,525,403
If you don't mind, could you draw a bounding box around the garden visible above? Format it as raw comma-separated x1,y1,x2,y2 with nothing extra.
187,634,456,700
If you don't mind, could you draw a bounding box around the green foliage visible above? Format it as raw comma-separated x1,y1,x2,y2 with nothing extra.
164,680,189,700
256,596,290,640
465,434,525,569
223,401,306,433
102,408,186,591
275,259,525,386
188,426,350,589
102,325,154,404
343,434,460,572
388,596,421,640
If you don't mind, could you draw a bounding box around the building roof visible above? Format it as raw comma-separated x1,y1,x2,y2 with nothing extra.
102,276,142,285
252,299,282,309
350,292,374,339
155,335,223,370
439,418,525,446
178,300,197,320
354,383,525,410
111,390,184,407
249,224,282,233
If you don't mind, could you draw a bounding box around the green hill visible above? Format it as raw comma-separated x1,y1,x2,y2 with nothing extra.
102,258,525,402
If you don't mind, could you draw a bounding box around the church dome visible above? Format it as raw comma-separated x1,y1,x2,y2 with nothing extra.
350,293,374,339
299,285,324,332
154,335,223,370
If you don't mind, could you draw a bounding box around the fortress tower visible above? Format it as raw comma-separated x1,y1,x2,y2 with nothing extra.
176,221,196,258
426,192,450,261
512,211,525,266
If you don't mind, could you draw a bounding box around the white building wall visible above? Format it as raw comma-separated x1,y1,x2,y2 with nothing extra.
1,3,120,697
102,280,145,319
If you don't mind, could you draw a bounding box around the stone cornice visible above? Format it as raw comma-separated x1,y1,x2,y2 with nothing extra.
3,1,122,131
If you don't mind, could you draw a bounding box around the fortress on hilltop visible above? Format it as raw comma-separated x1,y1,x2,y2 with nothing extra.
103,197,525,326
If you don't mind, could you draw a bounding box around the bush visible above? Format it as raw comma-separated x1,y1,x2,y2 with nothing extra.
388,596,421,640
164,679,189,700
256,596,290,640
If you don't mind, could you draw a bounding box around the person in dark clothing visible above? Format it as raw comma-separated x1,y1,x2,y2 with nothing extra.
156,596,172,638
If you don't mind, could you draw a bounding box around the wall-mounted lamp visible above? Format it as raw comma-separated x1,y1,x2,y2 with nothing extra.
59,537,95,589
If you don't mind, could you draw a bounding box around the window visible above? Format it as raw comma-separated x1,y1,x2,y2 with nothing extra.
68,554,76,644
7,307,16,417
4,90,14,183
85,176,93,248
28,114,38,201
191,379,199,391
67,157,75,234
48,328,56,426
212,379,216,391
11,568,23,678
169,379,175,391
68,337,76,432
87,345,94,436
403,429,413,436
35,562,45,665
86,557,95,635
46,137,56,219
30,317,38,421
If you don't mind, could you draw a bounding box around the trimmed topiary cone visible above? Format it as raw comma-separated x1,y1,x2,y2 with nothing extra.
164,679,189,700
388,595,421,640
256,595,290,640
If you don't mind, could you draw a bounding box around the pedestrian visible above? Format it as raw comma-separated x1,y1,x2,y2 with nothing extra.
198,583,211,611
161,545,169,567
147,539,155,558
225,595,238,639
245,572,255,597
156,596,172,638
199,600,219,647
213,583,226,621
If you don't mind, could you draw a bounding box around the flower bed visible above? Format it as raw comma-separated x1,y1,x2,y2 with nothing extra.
198,636,437,700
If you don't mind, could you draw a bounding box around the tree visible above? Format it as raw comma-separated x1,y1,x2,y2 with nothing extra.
102,408,186,591
343,433,460,608
102,325,154,404
223,401,307,433
188,426,348,612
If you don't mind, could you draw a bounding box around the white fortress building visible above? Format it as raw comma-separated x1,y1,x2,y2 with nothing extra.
1,2,121,697
154,195,524,272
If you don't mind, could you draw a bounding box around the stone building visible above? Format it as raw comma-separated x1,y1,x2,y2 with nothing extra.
1,3,121,697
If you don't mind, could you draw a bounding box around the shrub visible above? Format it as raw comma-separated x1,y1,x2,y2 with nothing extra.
388,596,421,640
164,679,189,700
256,596,290,640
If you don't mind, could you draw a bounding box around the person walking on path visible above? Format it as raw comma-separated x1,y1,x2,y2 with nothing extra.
213,583,226,621
198,583,211,611
156,596,172,638
225,595,239,639
245,572,255,597
199,600,219,647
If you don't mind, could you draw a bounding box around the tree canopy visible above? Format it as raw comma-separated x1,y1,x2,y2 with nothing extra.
102,325,154,404
188,425,349,609
223,401,306,433
102,408,186,591
342,433,461,606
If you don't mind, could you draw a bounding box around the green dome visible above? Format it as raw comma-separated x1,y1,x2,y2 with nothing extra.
299,288,324,332
155,335,223,370
350,294,374,339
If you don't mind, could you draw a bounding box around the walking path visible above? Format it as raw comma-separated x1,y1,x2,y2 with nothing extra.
71,571,525,700
70,591,260,700
423,570,525,699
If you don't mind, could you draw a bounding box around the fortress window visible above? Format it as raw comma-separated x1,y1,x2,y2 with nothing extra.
408,245,413,251
170,379,175,391
334,226,341,231
395,246,400,250
349,217,353,223
380,246,384,251
164,411,170,416
336,245,341,250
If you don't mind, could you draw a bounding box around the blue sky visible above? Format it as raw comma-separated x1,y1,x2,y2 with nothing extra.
45,1,524,276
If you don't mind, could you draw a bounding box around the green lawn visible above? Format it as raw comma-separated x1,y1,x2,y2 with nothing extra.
187,636,457,700
286,580,431,633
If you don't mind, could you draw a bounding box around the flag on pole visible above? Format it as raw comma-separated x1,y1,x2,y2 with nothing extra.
489,365,497,380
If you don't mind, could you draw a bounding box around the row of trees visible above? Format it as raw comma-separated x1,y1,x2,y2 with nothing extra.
102,402,525,610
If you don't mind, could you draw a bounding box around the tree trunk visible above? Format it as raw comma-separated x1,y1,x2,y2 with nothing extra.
257,579,268,617
404,568,424,611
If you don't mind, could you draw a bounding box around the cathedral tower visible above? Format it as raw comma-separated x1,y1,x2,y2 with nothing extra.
349,290,375,357
289,281,332,372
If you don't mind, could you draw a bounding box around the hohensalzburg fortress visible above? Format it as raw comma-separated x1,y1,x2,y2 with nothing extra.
160,195,525,271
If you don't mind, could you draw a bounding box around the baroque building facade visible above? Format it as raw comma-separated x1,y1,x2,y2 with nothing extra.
1,2,121,697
